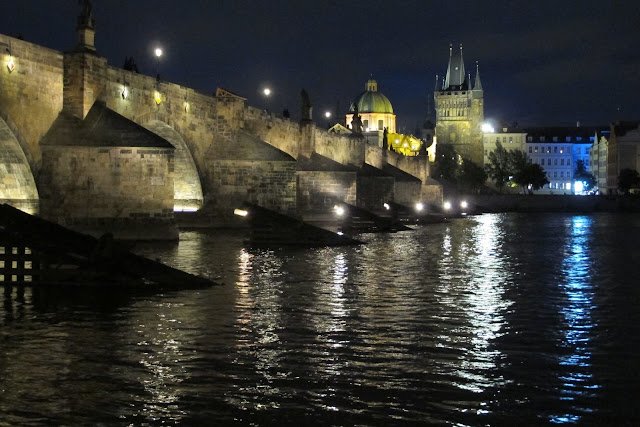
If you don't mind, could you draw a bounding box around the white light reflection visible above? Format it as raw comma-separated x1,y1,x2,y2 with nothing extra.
435,215,512,397
134,302,195,424
459,215,512,393
230,249,286,411
549,216,599,424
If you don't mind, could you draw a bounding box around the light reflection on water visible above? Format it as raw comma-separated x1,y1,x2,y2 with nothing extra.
1,213,640,425
549,216,599,424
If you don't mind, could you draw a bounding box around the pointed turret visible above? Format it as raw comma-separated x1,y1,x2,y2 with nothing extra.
474,61,483,91
444,43,466,90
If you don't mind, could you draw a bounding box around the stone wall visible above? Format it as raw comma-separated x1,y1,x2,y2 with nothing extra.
0,35,63,169
207,159,297,218
356,176,394,211
297,171,357,215
243,106,305,158
39,146,174,223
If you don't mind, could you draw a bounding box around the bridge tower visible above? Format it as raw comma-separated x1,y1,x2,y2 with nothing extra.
434,44,484,165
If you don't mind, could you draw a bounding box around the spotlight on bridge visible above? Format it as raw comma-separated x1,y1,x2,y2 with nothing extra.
234,208,249,217
460,200,468,210
443,201,452,211
121,85,129,99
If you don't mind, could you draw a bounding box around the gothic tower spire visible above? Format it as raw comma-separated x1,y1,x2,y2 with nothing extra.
474,61,483,91
444,43,466,89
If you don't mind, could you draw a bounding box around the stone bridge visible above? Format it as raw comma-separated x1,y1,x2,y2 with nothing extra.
0,17,441,238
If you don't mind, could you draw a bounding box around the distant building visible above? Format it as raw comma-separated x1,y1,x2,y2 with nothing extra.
606,121,640,193
434,44,484,165
346,79,396,133
590,132,610,194
523,127,607,193
482,127,526,165
344,79,425,157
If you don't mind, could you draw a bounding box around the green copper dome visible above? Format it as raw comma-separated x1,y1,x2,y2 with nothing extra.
350,79,394,114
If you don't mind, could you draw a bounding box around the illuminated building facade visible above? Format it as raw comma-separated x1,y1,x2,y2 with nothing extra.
346,79,396,133
434,44,484,165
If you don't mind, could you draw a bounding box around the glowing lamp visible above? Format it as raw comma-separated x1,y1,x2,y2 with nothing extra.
184,102,190,113
334,205,345,216
481,123,494,133
121,86,129,99
234,209,248,217
7,56,15,73
325,111,331,119
383,203,390,210
415,202,424,212
443,201,452,210
460,200,468,209
263,88,271,96
154,48,163,58
154,91,162,105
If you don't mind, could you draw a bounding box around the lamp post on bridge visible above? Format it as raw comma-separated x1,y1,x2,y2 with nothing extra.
154,47,162,81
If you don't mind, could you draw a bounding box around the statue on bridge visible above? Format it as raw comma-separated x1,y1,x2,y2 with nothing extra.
351,104,363,135
78,0,95,29
300,89,313,123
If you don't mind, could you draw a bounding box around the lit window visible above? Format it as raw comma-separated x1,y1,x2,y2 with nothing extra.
534,146,539,153
547,146,551,153
509,137,513,144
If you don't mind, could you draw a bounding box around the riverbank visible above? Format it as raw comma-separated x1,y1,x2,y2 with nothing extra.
466,194,640,213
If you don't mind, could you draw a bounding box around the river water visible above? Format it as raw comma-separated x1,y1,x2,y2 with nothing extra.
1,213,639,425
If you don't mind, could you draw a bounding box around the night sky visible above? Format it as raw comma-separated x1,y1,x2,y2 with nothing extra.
1,1,638,133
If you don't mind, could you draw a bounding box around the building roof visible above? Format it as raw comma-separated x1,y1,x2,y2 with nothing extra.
350,79,394,114
523,126,609,143
41,101,174,148
444,44,468,90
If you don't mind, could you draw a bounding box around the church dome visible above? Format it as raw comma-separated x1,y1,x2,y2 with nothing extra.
351,79,394,114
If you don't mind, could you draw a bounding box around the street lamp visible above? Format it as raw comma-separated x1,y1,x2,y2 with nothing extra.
263,88,271,96
324,111,332,128
154,47,162,81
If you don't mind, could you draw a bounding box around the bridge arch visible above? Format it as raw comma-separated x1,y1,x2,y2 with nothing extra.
0,115,39,214
140,119,203,211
